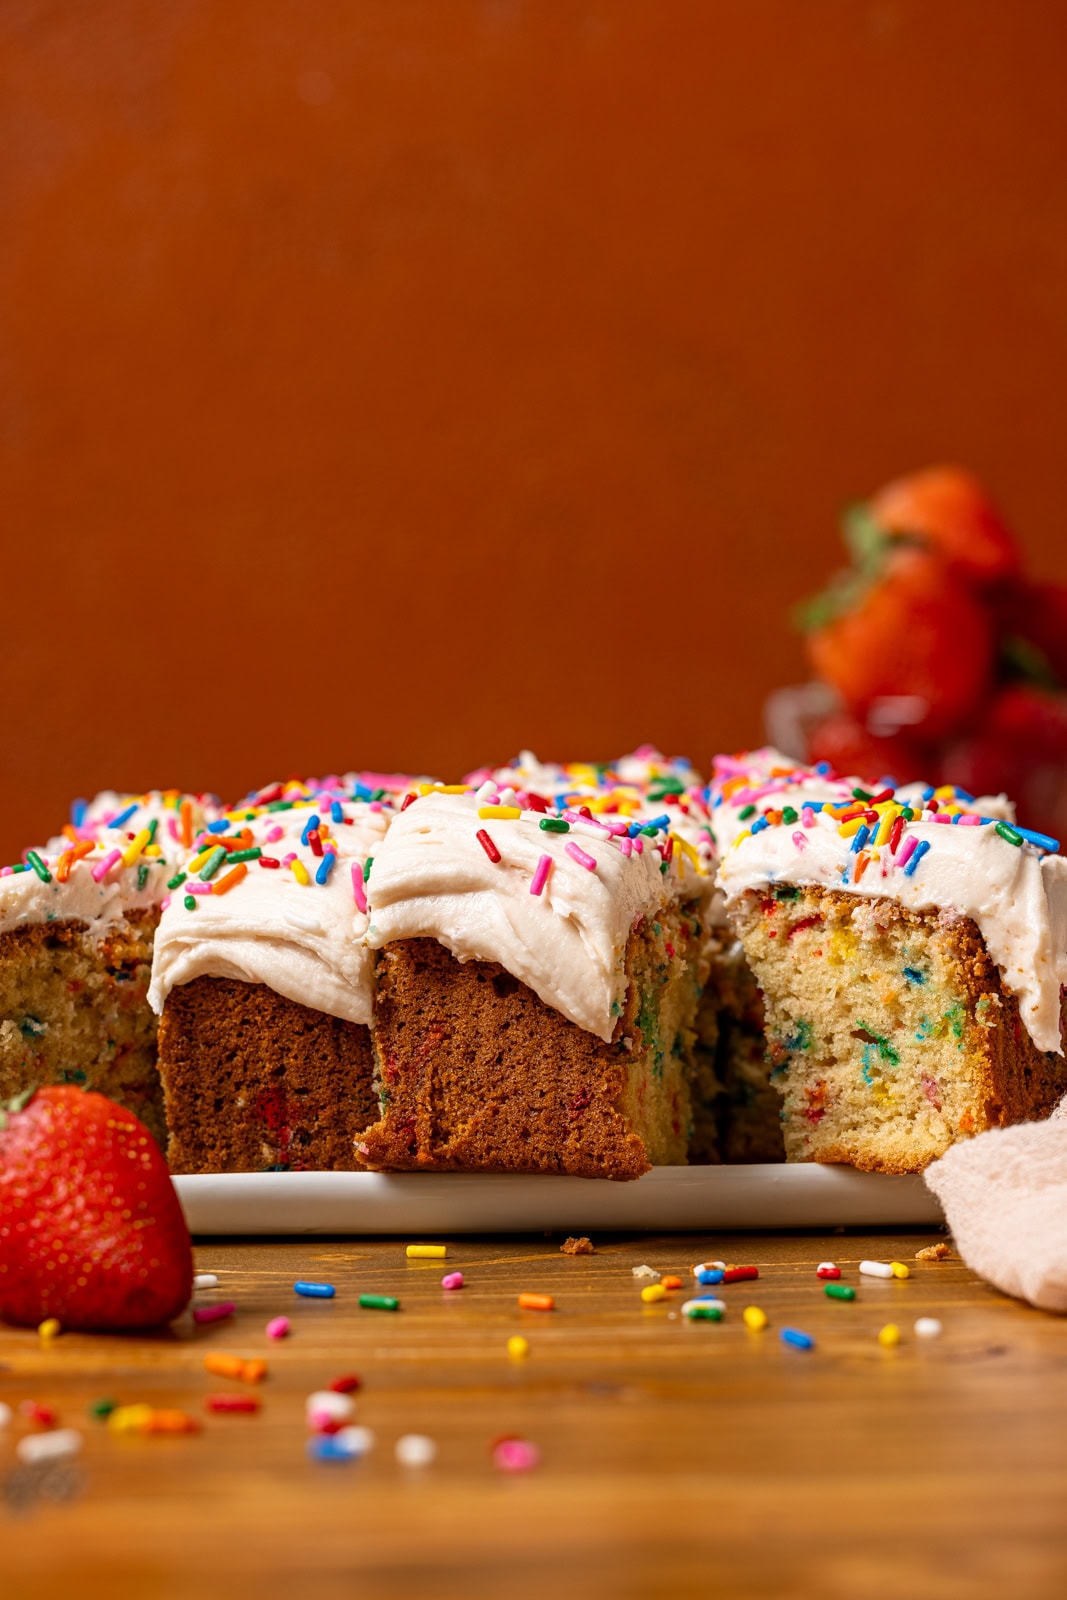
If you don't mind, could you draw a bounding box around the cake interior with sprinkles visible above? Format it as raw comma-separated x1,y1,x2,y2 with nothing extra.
715,754,1067,1173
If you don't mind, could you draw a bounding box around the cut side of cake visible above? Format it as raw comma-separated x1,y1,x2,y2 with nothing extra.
149,776,405,1172
718,770,1067,1172
0,791,217,1147
359,753,716,1179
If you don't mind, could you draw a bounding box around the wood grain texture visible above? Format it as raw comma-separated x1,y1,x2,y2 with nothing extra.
3,1229,1067,1598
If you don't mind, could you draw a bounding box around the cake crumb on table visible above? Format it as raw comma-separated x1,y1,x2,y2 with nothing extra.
915,1241,953,1261
561,1236,594,1255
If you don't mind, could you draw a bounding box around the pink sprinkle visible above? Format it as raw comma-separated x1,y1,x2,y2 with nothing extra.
619,838,633,857
493,1438,540,1472
603,820,630,836
897,835,918,871
565,841,597,872
167,818,180,841
1,866,13,877
91,848,122,882
791,831,807,850
193,1301,237,1325
369,801,384,812
264,825,284,844
563,809,609,832
931,814,952,825
160,894,172,912
283,852,297,865
266,1316,291,1339
632,836,644,855
801,807,816,827
441,1272,464,1291
958,814,982,826
185,882,212,896
530,854,552,896
351,861,367,913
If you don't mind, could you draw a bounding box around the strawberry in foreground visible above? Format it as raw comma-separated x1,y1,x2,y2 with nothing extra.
0,1086,193,1332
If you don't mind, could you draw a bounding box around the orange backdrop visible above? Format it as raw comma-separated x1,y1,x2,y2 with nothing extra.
2,0,1066,859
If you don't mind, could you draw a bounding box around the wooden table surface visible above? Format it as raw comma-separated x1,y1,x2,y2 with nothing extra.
3,1227,1066,1599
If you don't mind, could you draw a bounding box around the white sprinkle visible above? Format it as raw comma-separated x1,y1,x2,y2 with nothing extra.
395,1433,436,1467
16,1428,82,1465
305,1391,354,1423
334,1425,375,1458
193,1273,220,1290
817,1261,837,1274
681,1298,726,1317
0,1402,12,1429
693,1260,726,1275
475,780,498,802
632,1265,660,1279
859,1260,895,1279
914,1317,943,1339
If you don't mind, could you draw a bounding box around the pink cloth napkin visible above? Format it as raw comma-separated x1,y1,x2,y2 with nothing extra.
924,1097,1067,1313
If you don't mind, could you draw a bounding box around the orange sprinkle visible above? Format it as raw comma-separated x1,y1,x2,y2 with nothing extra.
203,1353,267,1384
180,800,194,849
854,851,872,883
660,1275,683,1291
145,1409,201,1435
212,864,248,896
517,1293,555,1312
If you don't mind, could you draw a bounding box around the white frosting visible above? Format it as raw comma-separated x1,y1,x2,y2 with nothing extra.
148,798,389,1027
718,808,1067,1055
363,790,697,1041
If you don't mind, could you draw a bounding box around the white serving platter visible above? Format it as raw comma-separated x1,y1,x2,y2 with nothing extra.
173,1165,942,1236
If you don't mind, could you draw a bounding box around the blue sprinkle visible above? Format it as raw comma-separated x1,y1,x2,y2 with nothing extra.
807,801,826,814
315,852,337,886
207,819,231,834
850,825,870,854
955,787,975,804
904,839,931,877
644,814,671,833
301,814,321,847
780,1327,815,1351
627,822,644,837
921,785,936,802
109,803,139,829
1015,826,1060,853
71,797,88,828
307,1436,355,1463
330,801,344,824
751,816,770,834
295,1280,335,1298
902,967,925,985
696,1268,724,1285
814,762,832,776
354,783,373,802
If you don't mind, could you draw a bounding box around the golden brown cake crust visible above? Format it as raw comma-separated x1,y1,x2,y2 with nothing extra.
158,976,377,1173
359,933,693,1180
0,910,164,1145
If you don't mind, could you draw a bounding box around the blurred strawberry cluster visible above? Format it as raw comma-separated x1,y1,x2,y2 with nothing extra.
773,467,1067,842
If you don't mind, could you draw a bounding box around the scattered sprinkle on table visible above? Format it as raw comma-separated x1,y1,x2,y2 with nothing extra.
640,1284,667,1304
203,1354,267,1384
306,1391,354,1428
406,1244,447,1259
308,1425,374,1464
660,1275,683,1291
507,1336,529,1358
38,1317,61,1342
825,1283,856,1301
890,1262,910,1279
193,1273,220,1290
743,1306,767,1330
359,1294,399,1311
206,1394,260,1414
722,1266,759,1283
816,1262,841,1279
193,1301,236,1325
914,1317,943,1338
16,1429,82,1465
329,1375,362,1394
295,1281,336,1298
682,1299,724,1320
859,1260,894,1279
266,1316,291,1340
517,1293,554,1311
696,1267,724,1285
780,1327,814,1350
441,1272,464,1290
396,1433,437,1467
492,1437,540,1472
878,1324,902,1347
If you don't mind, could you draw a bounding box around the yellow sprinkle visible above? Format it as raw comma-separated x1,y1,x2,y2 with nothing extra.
290,859,310,886
108,1403,155,1435
506,1336,529,1359
38,1317,61,1341
742,1306,767,1331
730,830,751,851
478,806,521,820
120,828,152,868
406,1244,447,1259
873,806,900,847
640,1283,667,1304
838,815,868,837
143,844,163,858
671,833,703,872
439,785,471,794
878,1323,902,1347
890,1261,910,1279
186,849,213,874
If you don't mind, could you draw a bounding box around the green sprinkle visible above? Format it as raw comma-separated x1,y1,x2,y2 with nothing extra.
852,787,873,802
167,871,187,891
89,1397,118,1420
358,1293,399,1311
825,1283,855,1301
199,846,227,882
782,806,798,825
996,821,1023,847
540,818,570,833
364,857,374,881
225,847,262,864
738,804,757,821
137,864,149,890
660,862,669,875
266,799,294,812
25,850,52,884
183,894,197,911
901,807,914,821
146,817,159,844
684,1305,723,1321
370,788,387,803
11,862,28,874
641,825,659,837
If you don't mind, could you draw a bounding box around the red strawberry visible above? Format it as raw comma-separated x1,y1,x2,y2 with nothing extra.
803,547,994,740
868,465,1020,586
942,685,1067,843
806,710,933,788
0,1087,193,1331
